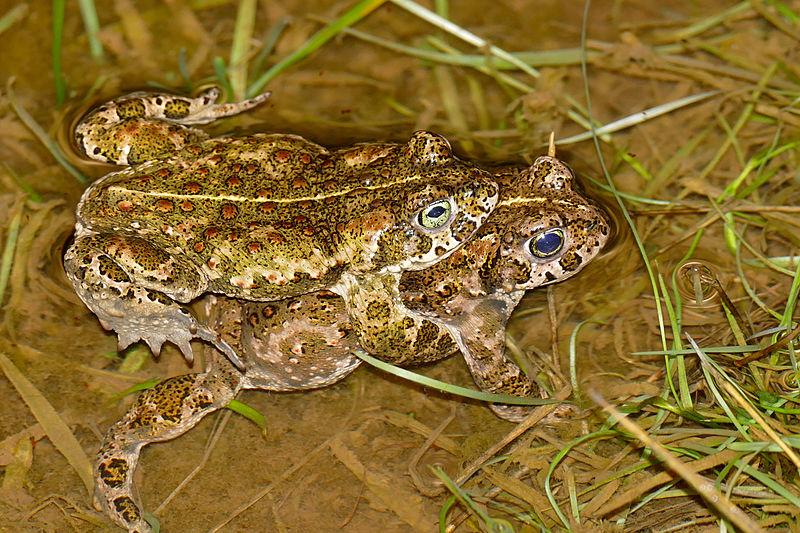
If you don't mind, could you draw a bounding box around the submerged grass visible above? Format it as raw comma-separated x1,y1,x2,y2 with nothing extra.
246,0,388,97
51,0,67,106
0,4,28,36
0,351,93,495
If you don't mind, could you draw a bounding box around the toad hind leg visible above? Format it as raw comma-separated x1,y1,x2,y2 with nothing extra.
95,369,241,533
75,87,270,165
64,232,244,368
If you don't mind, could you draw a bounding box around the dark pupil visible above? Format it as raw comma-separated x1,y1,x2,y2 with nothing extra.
426,205,446,220
536,231,563,255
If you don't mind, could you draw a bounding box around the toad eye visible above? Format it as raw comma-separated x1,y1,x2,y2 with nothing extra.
529,229,565,258
417,199,454,229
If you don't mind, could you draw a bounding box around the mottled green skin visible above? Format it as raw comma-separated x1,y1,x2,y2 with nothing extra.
74,87,271,165
93,155,610,533
65,90,498,369
339,270,458,364
76,132,497,287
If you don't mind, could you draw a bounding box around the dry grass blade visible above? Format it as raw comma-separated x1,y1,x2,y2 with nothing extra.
590,390,767,533
406,407,455,496
735,323,800,367
153,410,233,515
6,78,86,184
689,335,800,470
228,0,256,101
589,446,740,518
557,90,720,145
208,436,333,533
0,4,27,36
456,386,572,484
0,204,23,305
0,351,93,495
390,0,540,80
432,65,473,151
330,435,430,530
748,0,800,41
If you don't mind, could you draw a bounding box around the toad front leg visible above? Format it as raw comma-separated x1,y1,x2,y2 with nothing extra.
64,231,244,368
336,272,459,366
441,296,542,422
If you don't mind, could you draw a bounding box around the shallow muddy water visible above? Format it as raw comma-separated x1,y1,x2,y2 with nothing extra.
1,1,798,532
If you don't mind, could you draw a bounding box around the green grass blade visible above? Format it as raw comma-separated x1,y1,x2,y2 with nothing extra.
432,467,513,530
343,26,595,70
4,164,43,202
632,346,762,356
738,461,800,508
545,430,618,528
569,320,603,404
247,0,387,97
663,1,750,41
78,0,104,59
438,493,457,533
354,351,559,406
226,399,267,434
659,271,692,410
213,56,234,99
177,48,191,91
107,377,161,404
51,0,67,105
251,16,290,78
578,1,668,359
686,335,752,438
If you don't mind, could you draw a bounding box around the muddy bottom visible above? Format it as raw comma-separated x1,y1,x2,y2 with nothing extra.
1,0,798,531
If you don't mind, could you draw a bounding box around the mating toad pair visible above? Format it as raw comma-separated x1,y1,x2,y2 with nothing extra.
64,88,610,532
